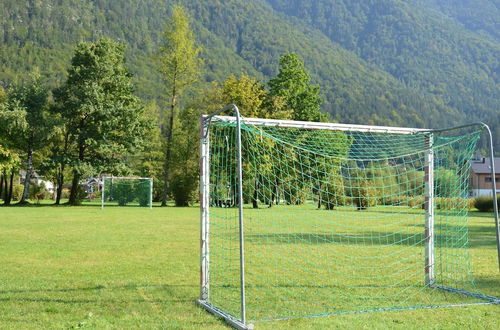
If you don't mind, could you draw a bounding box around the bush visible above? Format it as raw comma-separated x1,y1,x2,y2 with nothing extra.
136,180,151,207
435,197,468,210
170,175,197,207
11,184,24,201
323,175,346,210
474,196,500,212
71,186,88,206
408,196,425,209
352,182,376,210
61,188,71,199
111,182,136,206
29,183,51,203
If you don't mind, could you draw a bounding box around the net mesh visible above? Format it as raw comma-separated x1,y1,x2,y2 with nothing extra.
102,177,152,207
204,117,497,322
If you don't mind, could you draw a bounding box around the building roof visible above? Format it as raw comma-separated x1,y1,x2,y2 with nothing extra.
471,157,500,174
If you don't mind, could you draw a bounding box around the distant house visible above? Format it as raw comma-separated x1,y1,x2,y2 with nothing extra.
470,157,500,197
19,170,55,194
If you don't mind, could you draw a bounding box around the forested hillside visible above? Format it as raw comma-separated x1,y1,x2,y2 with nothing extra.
1,0,499,148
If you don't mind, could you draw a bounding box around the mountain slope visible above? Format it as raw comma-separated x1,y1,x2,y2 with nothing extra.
0,0,498,151
416,0,500,42
265,0,500,124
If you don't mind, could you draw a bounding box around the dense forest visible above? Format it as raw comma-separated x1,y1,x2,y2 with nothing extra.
0,0,499,205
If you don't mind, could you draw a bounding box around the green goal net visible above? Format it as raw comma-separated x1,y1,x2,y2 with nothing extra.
101,177,153,208
198,113,499,328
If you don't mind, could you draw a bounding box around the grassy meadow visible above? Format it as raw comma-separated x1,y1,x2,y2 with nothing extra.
0,203,498,329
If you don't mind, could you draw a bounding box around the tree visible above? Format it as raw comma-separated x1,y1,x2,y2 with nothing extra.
268,53,327,122
0,71,51,204
157,5,202,206
53,38,147,205
0,88,22,205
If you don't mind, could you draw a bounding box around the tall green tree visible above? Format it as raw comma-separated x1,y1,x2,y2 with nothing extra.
0,88,22,205
0,71,51,204
157,5,202,206
268,53,326,122
54,38,147,205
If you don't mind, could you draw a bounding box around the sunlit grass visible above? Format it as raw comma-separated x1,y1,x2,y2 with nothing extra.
0,203,498,328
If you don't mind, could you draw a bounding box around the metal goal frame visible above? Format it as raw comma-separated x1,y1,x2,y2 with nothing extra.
197,104,500,329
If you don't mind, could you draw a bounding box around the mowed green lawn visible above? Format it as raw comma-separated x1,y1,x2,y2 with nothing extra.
0,204,498,329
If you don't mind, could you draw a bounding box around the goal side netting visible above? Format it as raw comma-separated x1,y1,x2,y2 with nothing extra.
101,177,153,208
198,113,499,328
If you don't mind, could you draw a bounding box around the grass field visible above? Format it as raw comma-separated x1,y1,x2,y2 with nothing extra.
0,203,498,329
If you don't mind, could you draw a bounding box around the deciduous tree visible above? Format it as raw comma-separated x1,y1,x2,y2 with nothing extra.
54,39,147,205
157,5,202,206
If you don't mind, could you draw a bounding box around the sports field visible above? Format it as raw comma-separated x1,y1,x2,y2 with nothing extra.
0,204,498,329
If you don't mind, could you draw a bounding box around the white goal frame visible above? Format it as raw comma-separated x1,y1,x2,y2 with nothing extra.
101,176,153,209
197,104,500,329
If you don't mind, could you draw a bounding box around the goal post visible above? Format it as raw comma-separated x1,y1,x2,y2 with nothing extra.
101,176,153,208
198,105,500,329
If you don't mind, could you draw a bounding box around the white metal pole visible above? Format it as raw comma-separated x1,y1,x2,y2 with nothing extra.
149,179,153,209
234,106,247,325
200,115,210,301
424,134,435,285
483,125,500,270
101,177,105,209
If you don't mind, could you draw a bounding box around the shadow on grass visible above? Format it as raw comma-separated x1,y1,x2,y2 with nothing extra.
0,284,196,304
0,283,196,295
246,226,496,249
0,202,160,208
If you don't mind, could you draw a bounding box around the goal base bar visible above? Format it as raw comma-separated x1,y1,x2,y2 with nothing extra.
433,285,500,304
196,300,254,329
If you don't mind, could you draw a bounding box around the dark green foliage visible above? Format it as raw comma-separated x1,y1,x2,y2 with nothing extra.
170,176,196,207
111,182,136,206
136,180,151,207
473,196,500,212
53,38,147,205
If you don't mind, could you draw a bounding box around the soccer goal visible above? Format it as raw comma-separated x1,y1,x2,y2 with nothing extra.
101,176,153,208
197,105,500,329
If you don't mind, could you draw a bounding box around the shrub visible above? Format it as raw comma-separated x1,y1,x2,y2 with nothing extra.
29,183,51,202
323,175,346,210
136,180,151,207
435,197,468,210
352,182,376,210
473,196,500,212
11,184,24,201
61,188,71,199
112,182,136,206
71,186,88,206
170,175,197,207
408,196,425,209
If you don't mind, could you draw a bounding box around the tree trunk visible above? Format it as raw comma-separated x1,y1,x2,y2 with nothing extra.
68,141,85,206
0,172,4,201
252,178,259,209
55,172,64,205
2,172,8,203
161,89,177,207
55,129,70,205
20,136,34,203
5,171,14,205
68,171,80,205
